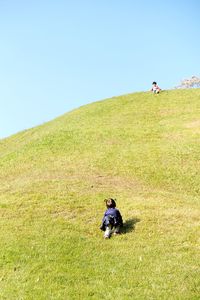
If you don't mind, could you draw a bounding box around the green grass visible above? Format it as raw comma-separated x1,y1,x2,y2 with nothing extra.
0,89,200,299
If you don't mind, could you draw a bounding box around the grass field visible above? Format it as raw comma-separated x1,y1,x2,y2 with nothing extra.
0,89,200,299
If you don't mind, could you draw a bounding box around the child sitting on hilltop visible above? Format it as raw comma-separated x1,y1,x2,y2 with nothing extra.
100,198,123,239
151,81,161,94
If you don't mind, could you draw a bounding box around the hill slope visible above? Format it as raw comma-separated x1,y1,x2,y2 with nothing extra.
0,89,200,299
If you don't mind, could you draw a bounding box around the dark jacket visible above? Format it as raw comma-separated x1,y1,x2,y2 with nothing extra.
100,208,123,231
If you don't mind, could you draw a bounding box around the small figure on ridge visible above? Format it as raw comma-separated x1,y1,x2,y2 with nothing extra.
151,81,161,94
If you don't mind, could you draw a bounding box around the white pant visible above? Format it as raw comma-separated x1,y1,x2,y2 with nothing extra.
104,225,120,238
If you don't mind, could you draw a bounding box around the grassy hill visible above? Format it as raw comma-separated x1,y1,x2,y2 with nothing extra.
0,89,200,299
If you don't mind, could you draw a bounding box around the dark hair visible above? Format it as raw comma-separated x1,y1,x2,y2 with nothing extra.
104,198,116,208
152,81,157,85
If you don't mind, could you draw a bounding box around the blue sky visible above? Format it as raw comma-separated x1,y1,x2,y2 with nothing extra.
0,0,199,139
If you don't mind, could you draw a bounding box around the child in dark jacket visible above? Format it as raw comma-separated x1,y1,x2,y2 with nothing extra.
100,198,123,238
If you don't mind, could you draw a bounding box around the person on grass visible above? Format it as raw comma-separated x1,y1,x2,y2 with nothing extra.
151,81,161,94
100,198,123,239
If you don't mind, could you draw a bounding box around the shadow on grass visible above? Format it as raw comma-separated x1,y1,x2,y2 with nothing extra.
121,218,140,234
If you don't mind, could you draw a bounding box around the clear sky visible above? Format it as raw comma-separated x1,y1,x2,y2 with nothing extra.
0,0,199,139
